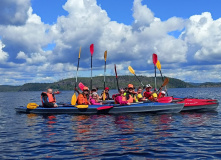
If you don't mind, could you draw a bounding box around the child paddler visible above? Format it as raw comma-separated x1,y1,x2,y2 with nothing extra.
143,84,153,99
136,87,144,102
77,86,90,105
90,92,102,105
113,88,130,105
100,87,112,100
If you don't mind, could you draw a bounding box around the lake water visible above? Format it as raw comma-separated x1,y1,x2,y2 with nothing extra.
0,88,221,159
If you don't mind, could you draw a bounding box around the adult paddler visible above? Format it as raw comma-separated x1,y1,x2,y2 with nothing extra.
41,88,58,108
77,86,90,105
123,84,138,103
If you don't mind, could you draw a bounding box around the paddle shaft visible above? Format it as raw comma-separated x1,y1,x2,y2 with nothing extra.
75,57,80,88
114,64,120,91
135,74,144,87
154,65,157,90
104,61,106,89
159,70,168,96
91,55,92,90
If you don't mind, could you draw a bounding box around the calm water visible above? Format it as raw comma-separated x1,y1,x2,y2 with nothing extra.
0,88,221,159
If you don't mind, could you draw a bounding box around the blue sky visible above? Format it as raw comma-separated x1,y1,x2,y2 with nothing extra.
31,0,221,24
0,0,221,85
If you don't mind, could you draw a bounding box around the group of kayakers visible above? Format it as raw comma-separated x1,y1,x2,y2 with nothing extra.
112,84,166,105
41,83,166,108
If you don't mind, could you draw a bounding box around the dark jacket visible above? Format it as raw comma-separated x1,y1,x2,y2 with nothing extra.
41,92,56,108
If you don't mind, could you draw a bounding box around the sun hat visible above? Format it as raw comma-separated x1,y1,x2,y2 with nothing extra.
152,93,158,98
92,92,98,96
128,84,134,88
83,86,89,91
161,91,166,95
146,84,152,88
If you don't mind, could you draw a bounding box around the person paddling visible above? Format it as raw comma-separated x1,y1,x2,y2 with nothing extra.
150,92,158,102
114,88,131,105
41,88,58,108
159,91,166,98
77,86,90,105
136,87,144,102
90,92,102,105
90,87,100,100
101,87,112,100
143,84,153,100
124,84,138,103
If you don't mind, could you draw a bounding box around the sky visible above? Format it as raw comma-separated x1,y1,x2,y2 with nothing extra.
0,0,221,86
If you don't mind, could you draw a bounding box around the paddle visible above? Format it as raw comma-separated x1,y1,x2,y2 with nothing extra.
128,66,144,87
27,102,88,109
71,47,81,105
97,105,113,111
103,50,107,101
78,82,85,91
156,60,168,96
152,53,158,91
158,77,169,92
97,101,144,110
27,103,38,109
75,105,88,109
90,44,94,90
114,64,120,91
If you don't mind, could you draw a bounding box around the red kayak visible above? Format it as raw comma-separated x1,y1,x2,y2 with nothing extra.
173,97,218,111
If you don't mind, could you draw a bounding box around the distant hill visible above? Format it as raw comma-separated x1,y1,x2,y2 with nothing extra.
0,76,220,92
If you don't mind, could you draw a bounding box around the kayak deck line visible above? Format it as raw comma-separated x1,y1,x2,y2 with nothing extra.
172,97,219,111
15,102,184,114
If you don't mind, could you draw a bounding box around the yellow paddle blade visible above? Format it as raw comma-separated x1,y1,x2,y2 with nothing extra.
78,46,81,58
27,103,38,109
75,105,88,109
156,60,161,71
104,50,107,61
71,93,77,105
128,66,135,75
162,77,169,87
103,91,106,101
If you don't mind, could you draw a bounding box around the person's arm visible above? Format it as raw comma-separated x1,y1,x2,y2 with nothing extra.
90,99,101,105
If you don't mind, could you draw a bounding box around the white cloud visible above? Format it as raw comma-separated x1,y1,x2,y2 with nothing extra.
16,51,27,59
0,0,30,25
132,0,157,30
0,0,221,85
181,12,221,62
0,41,9,63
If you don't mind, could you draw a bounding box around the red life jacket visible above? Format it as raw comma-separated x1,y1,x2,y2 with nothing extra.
143,91,152,99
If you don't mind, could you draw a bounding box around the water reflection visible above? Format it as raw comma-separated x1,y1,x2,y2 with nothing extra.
151,114,174,138
181,112,218,126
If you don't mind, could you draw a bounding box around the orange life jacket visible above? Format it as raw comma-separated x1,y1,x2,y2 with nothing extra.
77,93,89,105
41,92,56,105
123,93,135,103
